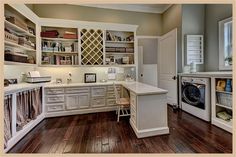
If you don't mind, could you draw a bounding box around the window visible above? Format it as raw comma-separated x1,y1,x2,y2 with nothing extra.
219,17,232,70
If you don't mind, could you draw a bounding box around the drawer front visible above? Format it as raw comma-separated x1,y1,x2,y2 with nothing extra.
107,85,121,91
107,92,115,98
91,87,106,97
46,95,65,103
45,88,64,95
91,97,106,108
65,87,90,94
130,92,136,108
107,99,117,106
130,106,136,125
46,103,65,112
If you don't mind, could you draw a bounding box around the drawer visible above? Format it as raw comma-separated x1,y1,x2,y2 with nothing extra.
130,92,136,108
130,106,136,125
46,103,65,112
107,85,121,91
107,91,120,98
45,88,64,95
65,87,90,94
46,95,65,103
107,99,117,106
91,87,106,97
91,97,106,108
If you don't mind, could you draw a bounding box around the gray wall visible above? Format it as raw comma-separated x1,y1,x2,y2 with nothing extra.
162,4,182,72
205,4,232,71
31,4,162,36
182,4,205,72
138,39,158,64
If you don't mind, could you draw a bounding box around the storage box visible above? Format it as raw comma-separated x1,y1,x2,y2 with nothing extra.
115,47,126,52
125,47,134,53
6,16,28,31
63,34,77,39
5,52,28,63
41,30,59,38
5,31,19,44
106,47,116,52
18,37,35,49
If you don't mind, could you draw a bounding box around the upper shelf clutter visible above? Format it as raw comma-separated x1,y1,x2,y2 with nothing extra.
4,4,36,65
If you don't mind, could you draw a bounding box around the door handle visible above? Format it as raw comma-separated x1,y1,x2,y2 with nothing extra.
141,74,143,77
172,76,177,80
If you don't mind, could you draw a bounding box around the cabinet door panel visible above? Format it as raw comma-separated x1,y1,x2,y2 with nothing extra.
78,93,90,109
66,94,79,110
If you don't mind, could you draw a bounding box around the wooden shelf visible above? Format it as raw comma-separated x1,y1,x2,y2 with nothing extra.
106,40,134,44
4,61,36,66
39,64,79,67
106,52,134,55
216,103,232,110
5,20,36,38
42,37,78,42
216,90,232,94
5,41,36,52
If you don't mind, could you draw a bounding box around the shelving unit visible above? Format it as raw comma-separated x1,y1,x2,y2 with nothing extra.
4,4,37,65
40,26,78,66
105,30,135,65
211,77,232,133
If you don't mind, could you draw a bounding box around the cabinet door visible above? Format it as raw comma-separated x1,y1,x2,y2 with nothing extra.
66,94,79,110
78,93,90,109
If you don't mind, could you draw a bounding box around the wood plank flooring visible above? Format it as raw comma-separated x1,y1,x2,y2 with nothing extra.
8,106,232,153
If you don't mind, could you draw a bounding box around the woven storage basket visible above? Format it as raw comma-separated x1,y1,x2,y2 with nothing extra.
5,31,18,44
216,92,232,107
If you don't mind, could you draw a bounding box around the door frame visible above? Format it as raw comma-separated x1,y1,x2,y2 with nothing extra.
157,28,178,104
137,36,160,83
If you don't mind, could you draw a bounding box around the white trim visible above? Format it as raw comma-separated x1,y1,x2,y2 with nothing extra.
130,120,169,138
79,4,172,14
45,106,117,118
137,36,160,39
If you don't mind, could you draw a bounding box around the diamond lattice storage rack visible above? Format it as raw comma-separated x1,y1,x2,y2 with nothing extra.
79,28,104,65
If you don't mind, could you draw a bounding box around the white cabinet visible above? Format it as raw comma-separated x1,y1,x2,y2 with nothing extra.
66,93,90,110
91,97,106,108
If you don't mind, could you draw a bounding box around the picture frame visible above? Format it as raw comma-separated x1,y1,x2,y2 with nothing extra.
84,73,96,83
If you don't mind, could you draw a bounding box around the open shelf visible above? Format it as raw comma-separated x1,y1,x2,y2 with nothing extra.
42,51,78,55
106,40,134,44
4,61,36,66
216,90,232,94
216,103,232,110
5,41,36,52
42,37,78,42
5,20,35,38
106,52,134,55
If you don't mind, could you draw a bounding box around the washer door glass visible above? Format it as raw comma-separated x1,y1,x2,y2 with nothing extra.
182,84,202,106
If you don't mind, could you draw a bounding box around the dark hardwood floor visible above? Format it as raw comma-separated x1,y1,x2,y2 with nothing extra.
8,106,232,153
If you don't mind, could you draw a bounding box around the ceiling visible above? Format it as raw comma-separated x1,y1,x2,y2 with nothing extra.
79,4,172,13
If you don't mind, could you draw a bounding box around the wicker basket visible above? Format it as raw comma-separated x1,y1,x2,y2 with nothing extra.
216,92,232,107
5,31,18,44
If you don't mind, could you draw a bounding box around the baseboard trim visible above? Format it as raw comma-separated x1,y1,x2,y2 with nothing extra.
45,106,117,118
129,120,169,138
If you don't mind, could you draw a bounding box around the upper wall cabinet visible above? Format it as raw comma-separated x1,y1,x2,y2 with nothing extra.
219,17,232,70
4,4,37,65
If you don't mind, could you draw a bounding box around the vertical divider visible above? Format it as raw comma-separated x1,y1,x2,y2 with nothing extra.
103,30,106,65
11,93,17,137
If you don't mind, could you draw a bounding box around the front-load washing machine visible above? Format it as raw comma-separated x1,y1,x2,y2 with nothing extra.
181,77,211,121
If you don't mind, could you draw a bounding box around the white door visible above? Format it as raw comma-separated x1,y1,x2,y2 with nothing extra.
158,28,177,105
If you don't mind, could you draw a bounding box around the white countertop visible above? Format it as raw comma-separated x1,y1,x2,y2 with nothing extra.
178,71,232,77
4,81,168,96
4,83,45,94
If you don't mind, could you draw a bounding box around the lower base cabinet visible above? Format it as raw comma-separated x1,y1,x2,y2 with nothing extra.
66,93,90,110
